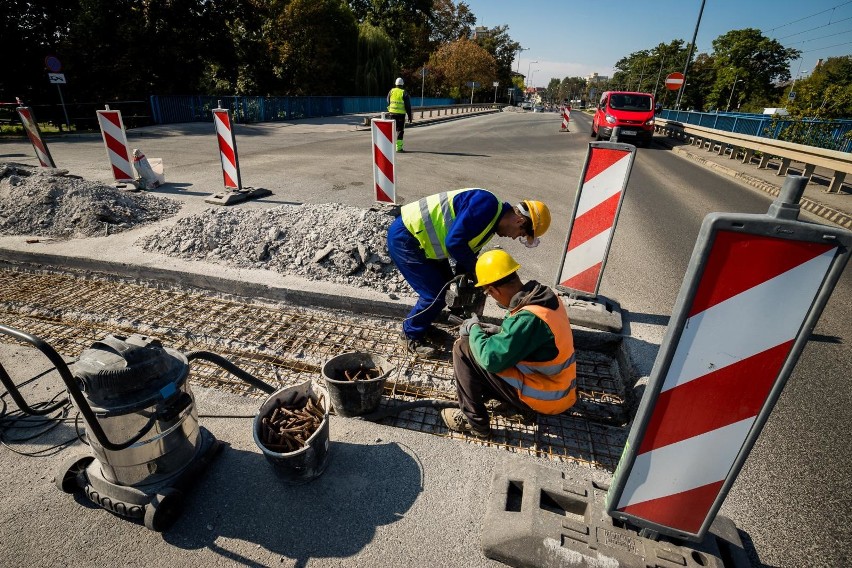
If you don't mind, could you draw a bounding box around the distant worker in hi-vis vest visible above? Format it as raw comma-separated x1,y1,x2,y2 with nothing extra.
387,77,413,152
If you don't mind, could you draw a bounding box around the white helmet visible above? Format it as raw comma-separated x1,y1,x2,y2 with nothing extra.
395,77,404,86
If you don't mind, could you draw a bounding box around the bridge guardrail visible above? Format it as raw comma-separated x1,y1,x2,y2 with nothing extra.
655,118,851,194
359,103,505,126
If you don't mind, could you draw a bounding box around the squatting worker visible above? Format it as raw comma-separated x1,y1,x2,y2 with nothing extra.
387,77,413,152
386,188,551,357
441,250,577,437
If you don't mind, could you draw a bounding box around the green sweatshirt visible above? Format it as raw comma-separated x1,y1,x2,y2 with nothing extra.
468,280,561,373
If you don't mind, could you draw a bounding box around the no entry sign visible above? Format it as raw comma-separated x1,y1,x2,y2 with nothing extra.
665,72,685,90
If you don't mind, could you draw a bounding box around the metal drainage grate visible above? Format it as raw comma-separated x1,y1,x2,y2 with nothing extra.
0,268,628,470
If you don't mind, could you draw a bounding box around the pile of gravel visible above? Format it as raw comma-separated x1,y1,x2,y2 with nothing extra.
0,163,181,238
138,203,415,296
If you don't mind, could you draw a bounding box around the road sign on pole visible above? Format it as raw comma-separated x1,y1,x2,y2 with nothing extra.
665,72,685,91
606,176,852,541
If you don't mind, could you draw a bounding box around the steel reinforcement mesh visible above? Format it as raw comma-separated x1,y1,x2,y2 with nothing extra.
0,268,628,470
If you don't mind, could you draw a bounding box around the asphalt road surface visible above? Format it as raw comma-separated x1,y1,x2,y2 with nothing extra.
2,110,850,566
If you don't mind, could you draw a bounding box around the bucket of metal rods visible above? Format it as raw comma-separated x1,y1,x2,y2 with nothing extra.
321,352,392,417
253,380,330,484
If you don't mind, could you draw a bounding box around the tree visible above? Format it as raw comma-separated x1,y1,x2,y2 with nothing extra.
427,38,496,100
785,56,852,118
679,52,716,111
430,0,475,45
270,0,359,95
347,0,434,77
356,22,396,96
543,78,561,104
709,28,800,112
472,24,520,103
0,0,76,106
558,77,587,104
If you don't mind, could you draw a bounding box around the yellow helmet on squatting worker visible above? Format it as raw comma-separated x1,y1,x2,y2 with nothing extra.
518,200,551,239
475,250,521,287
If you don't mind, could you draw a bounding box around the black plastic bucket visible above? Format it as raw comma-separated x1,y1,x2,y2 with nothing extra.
252,381,330,484
321,352,392,417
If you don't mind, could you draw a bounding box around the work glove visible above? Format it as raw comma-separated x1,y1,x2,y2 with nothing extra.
458,314,480,337
479,323,501,335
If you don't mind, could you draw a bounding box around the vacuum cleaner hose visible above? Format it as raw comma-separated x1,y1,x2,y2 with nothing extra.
184,351,277,394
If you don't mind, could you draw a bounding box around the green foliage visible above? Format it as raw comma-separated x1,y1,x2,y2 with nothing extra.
270,0,359,95
784,56,852,119
347,0,434,74
558,77,587,104
430,0,476,44
356,23,396,96
472,24,520,102
3,0,523,105
708,28,799,111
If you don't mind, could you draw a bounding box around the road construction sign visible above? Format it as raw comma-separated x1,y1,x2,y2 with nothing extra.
606,178,852,541
556,142,636,297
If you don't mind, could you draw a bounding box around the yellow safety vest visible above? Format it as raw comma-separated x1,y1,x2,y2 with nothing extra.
388,88,406,114
400,189,502,259
497,299,577,414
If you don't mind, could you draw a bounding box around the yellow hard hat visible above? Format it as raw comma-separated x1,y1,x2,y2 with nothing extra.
520,200,551,238
475,250,521,287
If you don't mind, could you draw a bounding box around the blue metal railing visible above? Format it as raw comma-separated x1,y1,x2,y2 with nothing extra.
150,95,456,125
660,110,852,152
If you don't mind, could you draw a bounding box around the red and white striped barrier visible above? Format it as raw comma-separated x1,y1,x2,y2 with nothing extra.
96,109,134,183
371,118,396,203
560,107,570,131
212,108,241,190
556,143,635,296
16,107,55,168
606,189,852,540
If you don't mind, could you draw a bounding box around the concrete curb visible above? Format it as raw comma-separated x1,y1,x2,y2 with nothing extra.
657,138,852,229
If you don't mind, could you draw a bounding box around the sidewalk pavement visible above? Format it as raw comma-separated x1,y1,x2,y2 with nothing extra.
652,132,852,229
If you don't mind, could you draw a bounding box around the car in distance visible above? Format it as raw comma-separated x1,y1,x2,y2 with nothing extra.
591,91,659,146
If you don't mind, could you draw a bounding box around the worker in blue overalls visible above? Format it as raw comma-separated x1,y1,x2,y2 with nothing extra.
386,188,551,357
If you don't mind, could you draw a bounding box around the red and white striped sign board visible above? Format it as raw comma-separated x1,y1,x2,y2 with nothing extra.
606,210,851,540
96,110,134,182
371,118,396,203
560,107,570,130
212,108,242,190
665,72,685,91
556,142,636,297
16,107,56,168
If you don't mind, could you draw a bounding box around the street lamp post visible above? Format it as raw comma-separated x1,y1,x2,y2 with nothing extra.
526,61,538,88
516,47,530,72
726,74,743,112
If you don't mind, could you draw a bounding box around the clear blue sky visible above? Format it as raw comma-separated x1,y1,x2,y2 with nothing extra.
463,0,852,86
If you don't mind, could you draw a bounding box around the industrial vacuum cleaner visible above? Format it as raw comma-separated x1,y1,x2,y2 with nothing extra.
0,324,276,531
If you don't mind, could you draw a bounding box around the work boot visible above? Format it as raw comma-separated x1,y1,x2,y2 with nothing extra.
441,408,490,438
425,324,453,345
398,331,437,358
485,399,537,423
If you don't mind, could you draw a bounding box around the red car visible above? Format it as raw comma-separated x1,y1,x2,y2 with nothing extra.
591,91,658,146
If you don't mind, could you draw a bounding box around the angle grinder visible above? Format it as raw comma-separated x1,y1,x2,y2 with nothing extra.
444,274,486,325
